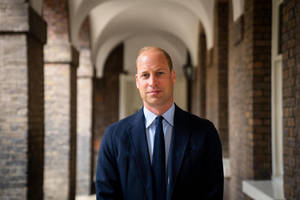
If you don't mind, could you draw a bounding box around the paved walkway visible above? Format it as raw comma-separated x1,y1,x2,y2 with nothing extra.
76,195,96,200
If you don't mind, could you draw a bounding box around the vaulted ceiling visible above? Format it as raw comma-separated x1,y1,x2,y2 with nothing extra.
30,0,244,77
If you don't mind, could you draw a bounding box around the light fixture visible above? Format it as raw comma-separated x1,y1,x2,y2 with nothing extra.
183,53,194,80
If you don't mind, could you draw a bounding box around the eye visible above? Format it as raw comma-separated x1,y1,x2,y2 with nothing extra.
141,73,149,78
157,71,164,75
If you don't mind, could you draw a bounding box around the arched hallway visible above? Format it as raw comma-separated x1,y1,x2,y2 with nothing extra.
1,0,300,199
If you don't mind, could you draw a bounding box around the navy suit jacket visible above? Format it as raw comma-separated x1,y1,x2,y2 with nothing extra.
96,105,224,200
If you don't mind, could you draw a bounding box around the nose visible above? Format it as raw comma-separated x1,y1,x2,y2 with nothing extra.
148,74,157,86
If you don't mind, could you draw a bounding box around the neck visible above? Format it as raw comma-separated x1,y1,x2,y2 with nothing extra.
144,101,173,116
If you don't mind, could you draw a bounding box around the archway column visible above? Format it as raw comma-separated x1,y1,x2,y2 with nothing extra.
44,42,79,200
191,24,207,118
76,49,94,195
229,0,272,199
0,2,46,200
206,1,229,157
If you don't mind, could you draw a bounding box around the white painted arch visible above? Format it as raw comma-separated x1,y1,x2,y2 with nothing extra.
67,0,245,77
232,0,245,21
124,34,187,76
69,0,214,50
90,1,199,75
95,32,187,77
69,0,245,48
30,0,43,15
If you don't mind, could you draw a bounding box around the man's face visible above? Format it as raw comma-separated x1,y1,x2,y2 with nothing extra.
136,50,176,111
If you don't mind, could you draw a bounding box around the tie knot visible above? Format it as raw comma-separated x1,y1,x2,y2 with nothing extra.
156,116,163,124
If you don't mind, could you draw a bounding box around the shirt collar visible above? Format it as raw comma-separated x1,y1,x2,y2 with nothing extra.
143,103,175,128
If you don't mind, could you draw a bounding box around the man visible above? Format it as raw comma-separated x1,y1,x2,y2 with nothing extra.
96,47,224,200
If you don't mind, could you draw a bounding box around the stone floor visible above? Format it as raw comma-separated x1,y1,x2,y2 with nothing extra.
76,195,96,200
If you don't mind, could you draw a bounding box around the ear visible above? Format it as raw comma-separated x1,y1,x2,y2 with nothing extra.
136,73,139,89
171,69,176,84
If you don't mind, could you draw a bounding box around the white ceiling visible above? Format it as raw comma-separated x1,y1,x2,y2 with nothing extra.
65,0,244,77
29,0,244,77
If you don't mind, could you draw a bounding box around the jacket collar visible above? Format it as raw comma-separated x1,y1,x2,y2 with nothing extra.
128,108,154,200
128,105,190,200
167,105,191,200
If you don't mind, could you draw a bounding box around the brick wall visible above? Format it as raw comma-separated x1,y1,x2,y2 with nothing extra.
93,43,124,174
77,18,94,195
44,0,69,43
77,75,93,195
228,0,272,199
191,25,206,118
282,0,300,199
43,0,78,199
0,3,46,200
206,1,229,158
199,33,207,118
44,60,78,200
27,31,46,200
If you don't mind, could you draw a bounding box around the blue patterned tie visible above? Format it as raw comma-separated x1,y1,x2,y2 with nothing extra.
152,116,166,200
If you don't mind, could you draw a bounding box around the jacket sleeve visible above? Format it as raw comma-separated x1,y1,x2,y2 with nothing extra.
95,126,122,200
204,122,224,200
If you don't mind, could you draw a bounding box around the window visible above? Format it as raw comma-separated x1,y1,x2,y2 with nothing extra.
242,0,284,199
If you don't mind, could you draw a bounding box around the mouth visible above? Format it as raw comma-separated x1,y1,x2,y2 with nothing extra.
147,90,161,95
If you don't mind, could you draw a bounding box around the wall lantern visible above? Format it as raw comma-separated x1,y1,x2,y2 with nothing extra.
183,53,195,80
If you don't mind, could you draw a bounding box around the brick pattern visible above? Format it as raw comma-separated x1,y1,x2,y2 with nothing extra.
191,26,206,118
0,2,46,199
43,0,69,43
77,77,93,195
217,2,229,158
78,18,91,49
250,0,272,180
191,63,201,116
27,33,45,200
228,0,272,199
44,62,78,200
43,0,78,199
282,0,300,199
93,43,124,173
70,62,77,199
206,1,229,158
77,49,94,195
229,13,251,198
0,34,29,200
76,21,93,195
199,32,207,118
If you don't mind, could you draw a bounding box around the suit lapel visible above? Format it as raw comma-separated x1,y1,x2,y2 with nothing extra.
167,105,191,200
128,108,153,200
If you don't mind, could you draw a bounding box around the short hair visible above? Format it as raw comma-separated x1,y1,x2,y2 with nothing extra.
136,46,173,71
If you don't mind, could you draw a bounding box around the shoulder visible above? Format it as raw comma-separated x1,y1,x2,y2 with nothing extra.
175,105,216,130
103,108,143,140
189,113,216,132
175,105,220,144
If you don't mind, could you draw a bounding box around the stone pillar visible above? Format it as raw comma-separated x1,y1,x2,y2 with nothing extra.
93,43,124,175
206,1,229,157
228,0,272,199
76,49,94,195
282,0,300,199
191,25,207,118
44,43,79,200
0,2,46,200
43,0,78,199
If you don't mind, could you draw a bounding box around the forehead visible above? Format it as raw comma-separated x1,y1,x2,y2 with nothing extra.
137,50,169,71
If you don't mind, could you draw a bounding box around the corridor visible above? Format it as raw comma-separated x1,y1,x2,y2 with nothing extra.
0,0,299,200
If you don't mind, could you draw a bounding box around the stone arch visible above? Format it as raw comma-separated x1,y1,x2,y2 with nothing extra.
89,1,199,77
30,0,43,15
232,0,244,21
94,32,187,78
69,0,214,50
43,0,79,199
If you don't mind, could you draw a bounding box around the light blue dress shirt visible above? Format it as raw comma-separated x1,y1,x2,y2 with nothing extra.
143,103,175,167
